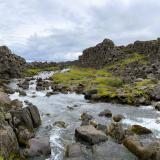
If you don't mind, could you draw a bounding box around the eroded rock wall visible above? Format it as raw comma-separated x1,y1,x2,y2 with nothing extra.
78,38,160,81
0,46,26,79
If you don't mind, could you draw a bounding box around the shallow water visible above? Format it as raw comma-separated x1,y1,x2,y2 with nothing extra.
9,71,160,160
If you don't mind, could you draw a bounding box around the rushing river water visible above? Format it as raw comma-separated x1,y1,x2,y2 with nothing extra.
8,71,160,160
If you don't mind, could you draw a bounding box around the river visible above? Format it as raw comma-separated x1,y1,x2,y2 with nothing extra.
8,71,160,160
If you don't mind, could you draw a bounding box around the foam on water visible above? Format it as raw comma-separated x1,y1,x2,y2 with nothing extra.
123,117,160,138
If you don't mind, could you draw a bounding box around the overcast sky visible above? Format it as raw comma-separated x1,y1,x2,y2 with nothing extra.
0,0,159,61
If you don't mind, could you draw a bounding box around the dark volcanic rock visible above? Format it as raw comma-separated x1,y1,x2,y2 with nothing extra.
131,125,152,135
0,46,26,79
78,38,160,81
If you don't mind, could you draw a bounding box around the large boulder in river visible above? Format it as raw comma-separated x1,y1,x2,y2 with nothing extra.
0,124,19,159
0,46,26,79
123,136,160,160
27,105,41,128
23,137,51,158
75,125,107,145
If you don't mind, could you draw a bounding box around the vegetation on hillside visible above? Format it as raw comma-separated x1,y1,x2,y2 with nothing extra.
51,67,157,105
106,53,147,70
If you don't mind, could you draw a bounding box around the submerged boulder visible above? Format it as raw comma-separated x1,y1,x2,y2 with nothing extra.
113,114,125,122
53,121,68,128
75,125,107,145
99,109,112,118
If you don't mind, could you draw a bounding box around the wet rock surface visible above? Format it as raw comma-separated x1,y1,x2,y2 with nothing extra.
0,89,42,159
75,125,108,145
22,137,51,158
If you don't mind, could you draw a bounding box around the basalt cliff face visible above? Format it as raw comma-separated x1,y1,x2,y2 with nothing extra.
0,46,26,79
79,38,160,81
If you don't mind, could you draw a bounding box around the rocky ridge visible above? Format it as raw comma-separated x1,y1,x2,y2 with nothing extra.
0,46,26,80
79,38,160,82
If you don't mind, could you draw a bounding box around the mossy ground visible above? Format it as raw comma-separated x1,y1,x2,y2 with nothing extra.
51,67,157,105
24,66,59,77
52,67,123,93
106,53,148,70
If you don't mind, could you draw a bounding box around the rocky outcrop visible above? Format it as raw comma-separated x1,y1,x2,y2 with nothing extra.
78,38,160,81
0,91,42,159
0,46,26,79
0,123,19,159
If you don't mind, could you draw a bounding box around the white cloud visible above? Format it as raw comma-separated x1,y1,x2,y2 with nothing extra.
0,0,159,61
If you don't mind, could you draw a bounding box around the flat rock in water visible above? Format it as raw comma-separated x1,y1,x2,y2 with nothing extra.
75,125,107,145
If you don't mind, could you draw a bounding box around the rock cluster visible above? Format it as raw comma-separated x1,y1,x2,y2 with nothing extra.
0,46,26,79
0,91,42,159
64,110,159,160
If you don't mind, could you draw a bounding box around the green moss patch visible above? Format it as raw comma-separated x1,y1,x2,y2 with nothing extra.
106,53,147,70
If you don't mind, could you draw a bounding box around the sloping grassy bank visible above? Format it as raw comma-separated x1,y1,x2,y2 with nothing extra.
51,67,157,106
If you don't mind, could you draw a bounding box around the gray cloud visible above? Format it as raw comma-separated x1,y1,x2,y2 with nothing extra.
0,0,159,61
